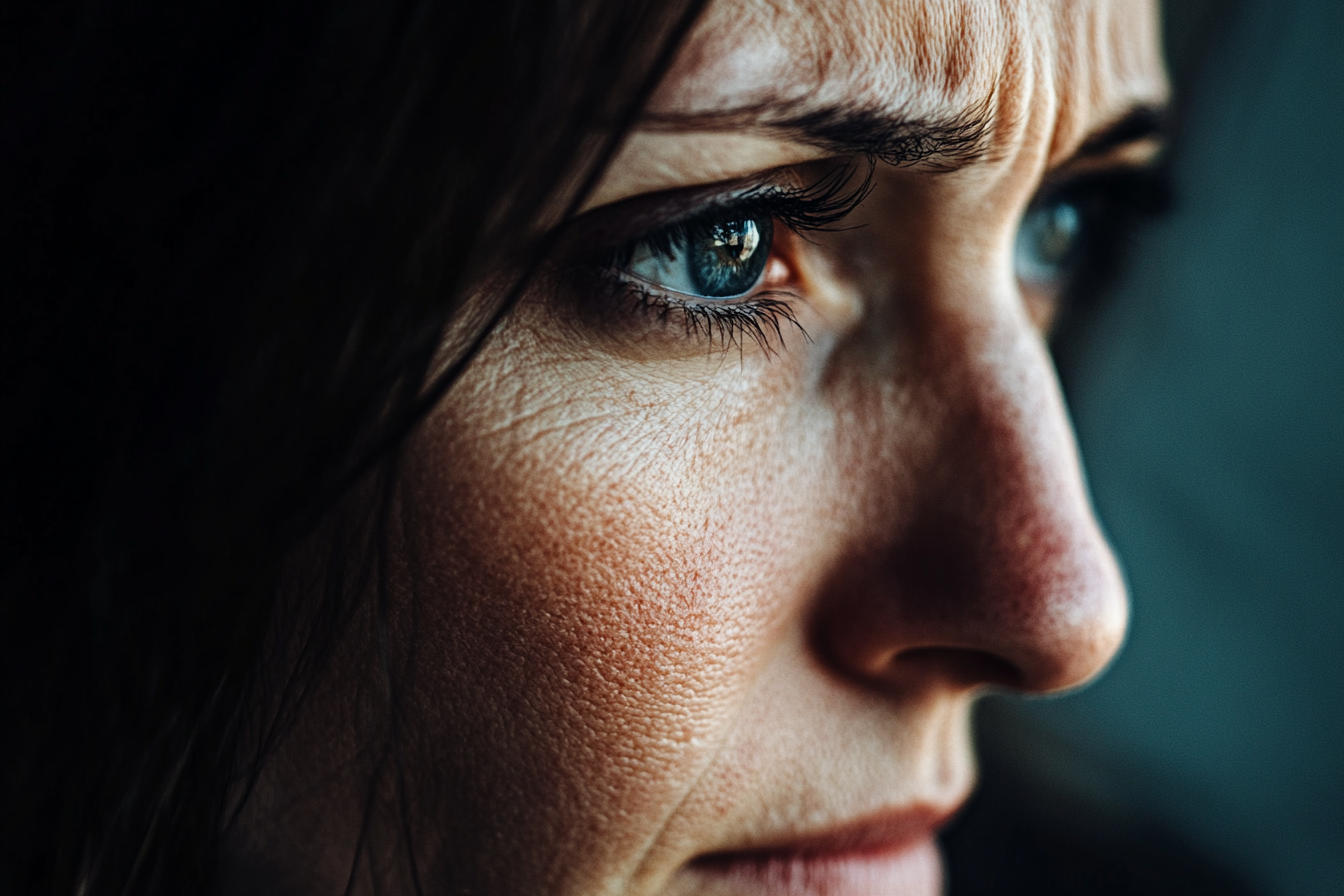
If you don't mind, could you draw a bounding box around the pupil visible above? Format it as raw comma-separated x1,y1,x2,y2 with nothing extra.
689,217,772,297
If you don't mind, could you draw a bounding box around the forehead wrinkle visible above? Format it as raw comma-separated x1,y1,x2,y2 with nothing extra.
651,0,1013,128
1044,0,1170,167
806,0,1010,129
1046,1,1110,166
890,0,1007,100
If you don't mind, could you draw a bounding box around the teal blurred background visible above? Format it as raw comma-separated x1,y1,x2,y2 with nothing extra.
1019,1,1343,894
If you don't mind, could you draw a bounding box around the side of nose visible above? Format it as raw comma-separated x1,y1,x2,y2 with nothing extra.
815,289,1129,696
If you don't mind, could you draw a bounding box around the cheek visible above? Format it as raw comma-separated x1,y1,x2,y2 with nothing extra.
392,328,834,884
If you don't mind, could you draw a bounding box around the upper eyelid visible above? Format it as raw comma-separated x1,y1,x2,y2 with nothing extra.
555,161,871,262
1034,158,1170,197
554,176,796,258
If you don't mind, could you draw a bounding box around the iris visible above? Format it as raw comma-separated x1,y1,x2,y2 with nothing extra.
625,216,773,299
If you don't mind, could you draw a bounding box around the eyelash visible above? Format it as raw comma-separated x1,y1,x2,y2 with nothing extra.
617,284,805,355
595,165,873,351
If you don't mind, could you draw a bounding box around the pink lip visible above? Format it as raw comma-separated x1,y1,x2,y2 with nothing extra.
688,806,953,896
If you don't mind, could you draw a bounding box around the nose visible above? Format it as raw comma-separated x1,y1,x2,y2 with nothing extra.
815,284,1129,696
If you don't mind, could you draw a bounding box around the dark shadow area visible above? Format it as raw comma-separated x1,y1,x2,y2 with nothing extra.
941,699,1258,896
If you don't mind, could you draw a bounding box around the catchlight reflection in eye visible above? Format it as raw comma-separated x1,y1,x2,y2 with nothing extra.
1015,200,1081,287
625,216,774,299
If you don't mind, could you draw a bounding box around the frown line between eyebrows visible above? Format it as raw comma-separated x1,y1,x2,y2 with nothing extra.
639,96,996,170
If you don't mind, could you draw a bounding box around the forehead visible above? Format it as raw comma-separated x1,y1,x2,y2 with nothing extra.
644,0,1165,167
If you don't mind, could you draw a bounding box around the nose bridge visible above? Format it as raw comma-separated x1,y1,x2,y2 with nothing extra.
905,290,1128,692
821,272,1128,697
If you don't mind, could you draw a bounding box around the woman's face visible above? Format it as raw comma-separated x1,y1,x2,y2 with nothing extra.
231,1,1166,893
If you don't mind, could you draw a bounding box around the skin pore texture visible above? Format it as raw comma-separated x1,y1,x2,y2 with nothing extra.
223,1,1168,894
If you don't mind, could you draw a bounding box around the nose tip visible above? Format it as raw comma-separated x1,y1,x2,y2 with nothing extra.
956,349,1130,695
816,317,1129,697
818,500,1129,696
970,512,1130,694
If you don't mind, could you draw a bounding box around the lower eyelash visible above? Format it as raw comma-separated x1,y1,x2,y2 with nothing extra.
614,278,808,355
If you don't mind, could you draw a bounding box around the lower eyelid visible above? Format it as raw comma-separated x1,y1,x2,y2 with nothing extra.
593,273,806,354
618,272,758,304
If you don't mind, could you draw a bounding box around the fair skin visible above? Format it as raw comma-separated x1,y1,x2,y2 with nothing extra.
224,1,1167,893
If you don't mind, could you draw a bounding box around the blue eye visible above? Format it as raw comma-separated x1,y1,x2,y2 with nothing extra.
1015,199,1082,287
623,216,774,299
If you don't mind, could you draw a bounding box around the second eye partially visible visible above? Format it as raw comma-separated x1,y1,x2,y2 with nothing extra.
1015,166,1173,332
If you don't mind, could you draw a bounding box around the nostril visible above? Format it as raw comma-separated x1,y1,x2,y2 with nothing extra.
887,647,1023,691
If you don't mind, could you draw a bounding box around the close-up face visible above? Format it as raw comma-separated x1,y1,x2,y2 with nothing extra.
230,0,1168,893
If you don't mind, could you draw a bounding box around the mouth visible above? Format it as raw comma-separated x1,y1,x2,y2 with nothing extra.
684,805,954,896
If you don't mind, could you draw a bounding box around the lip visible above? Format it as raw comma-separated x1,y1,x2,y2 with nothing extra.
685,805,955,896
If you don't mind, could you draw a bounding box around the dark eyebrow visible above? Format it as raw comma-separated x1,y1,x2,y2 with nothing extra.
641,99,1169,173
1076,104,1169,158
640,98,995,170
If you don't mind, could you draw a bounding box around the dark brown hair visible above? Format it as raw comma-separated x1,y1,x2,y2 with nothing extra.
0,1,706,891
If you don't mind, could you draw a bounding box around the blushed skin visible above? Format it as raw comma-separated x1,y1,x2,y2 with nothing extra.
223,1,1167,893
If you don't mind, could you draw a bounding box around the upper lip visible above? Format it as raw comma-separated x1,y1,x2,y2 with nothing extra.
690,802,960,865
